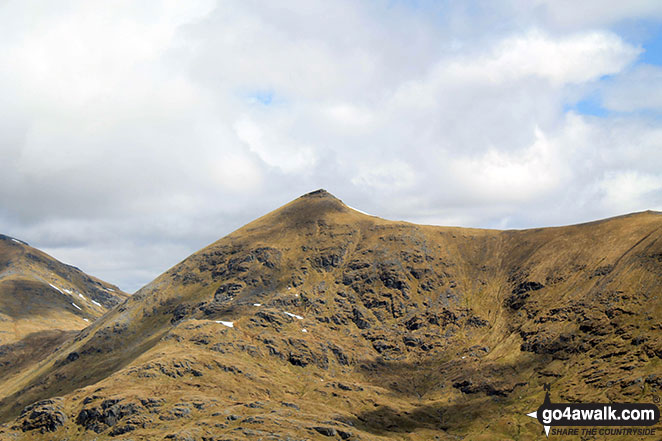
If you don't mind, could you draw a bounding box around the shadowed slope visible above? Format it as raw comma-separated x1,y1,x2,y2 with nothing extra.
0,234,128,345
0,235,129,407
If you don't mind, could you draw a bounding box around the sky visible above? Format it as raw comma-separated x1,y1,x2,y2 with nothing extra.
1,0,662,292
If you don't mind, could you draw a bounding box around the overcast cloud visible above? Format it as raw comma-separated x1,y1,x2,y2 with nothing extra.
1,0,662,292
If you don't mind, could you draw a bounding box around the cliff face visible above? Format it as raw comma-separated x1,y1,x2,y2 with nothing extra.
1,190,660,440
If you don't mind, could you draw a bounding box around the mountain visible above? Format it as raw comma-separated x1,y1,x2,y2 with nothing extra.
0,190,660,440
0,235,128,344
0,235,128,395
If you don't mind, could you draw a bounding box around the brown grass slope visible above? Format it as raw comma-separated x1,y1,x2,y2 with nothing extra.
0,235,129,399
0,190,660,440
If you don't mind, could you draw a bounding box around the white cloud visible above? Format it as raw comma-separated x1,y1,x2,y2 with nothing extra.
599,171,662,212
602,65,662,112
322,103,375,129
449,128,563,203
207,151,264,193
351,161,417,191
399,30,639,89
488,30,640,84
234,116,317,174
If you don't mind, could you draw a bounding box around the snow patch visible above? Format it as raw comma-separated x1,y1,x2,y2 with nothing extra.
91,299,102,307
284,311,303,320
215,320,234,328
49,284,63,294
253,303,261,307
83,318,89,322
347,205,375,216
11,238,21,244
302,328,308,333
63,288,72,294
71,302,82,311
79,293,86,300
106,288,114,292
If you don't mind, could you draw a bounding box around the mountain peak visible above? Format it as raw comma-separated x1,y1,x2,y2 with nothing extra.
265,189,348,225
298,188,339,201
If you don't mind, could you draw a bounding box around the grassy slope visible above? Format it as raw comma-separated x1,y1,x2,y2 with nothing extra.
0,235,129,406
0,235,129,343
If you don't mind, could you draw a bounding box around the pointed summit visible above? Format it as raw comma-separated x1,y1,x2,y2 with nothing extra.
294,188,344,207
283,188,347,217
300,188,336,199
296,190,377,218
286,189,378,220
238,189,350,234
282,192,346,228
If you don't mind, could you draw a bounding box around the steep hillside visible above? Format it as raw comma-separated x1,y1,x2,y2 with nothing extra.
0,235,128,344
0,190,660,440
0,235,129,393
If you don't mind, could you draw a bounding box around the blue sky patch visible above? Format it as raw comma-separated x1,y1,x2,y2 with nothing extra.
239,89,276,106
614,19,662,66
250,90,274,105
640,28,662,66
564,92,608,117
570,99,608,117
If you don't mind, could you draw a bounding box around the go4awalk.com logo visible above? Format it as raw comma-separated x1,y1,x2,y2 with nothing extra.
526,384,660,437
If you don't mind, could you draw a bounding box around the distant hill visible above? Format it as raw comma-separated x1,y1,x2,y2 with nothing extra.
0,234,128,345
0,234,128,398
0,190,660,440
